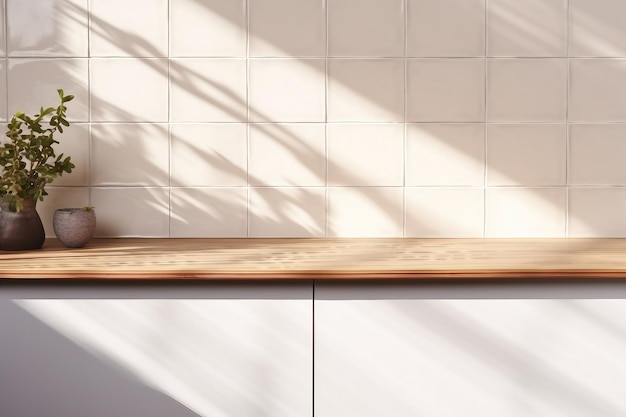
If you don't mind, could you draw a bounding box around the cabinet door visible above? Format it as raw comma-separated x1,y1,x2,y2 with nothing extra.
0,283,313,417
315,282,626,417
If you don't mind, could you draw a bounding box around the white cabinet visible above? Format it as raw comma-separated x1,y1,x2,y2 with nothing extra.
5,280,626,417
315,282,626,417
0,283,313,417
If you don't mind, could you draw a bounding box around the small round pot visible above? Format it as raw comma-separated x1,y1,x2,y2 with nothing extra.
53,208,96,248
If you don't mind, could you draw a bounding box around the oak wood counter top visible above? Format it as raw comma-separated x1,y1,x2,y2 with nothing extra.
2,238,626,280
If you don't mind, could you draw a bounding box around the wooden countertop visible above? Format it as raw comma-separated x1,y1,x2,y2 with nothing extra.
2,238,626,280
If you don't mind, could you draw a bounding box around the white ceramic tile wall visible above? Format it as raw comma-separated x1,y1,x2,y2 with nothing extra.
4,0,626,237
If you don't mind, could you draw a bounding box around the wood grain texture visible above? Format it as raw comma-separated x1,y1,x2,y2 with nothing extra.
2,238,626,280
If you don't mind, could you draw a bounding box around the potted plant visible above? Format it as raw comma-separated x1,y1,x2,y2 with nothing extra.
53,206,96,248
0,89,75,251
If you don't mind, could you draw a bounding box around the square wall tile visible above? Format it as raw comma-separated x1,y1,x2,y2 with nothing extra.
170,0,246,57
90,0,168,57
38,187,90,236
328,59,404,122
91,187,169,237
487,59,567,122
0,62,6,120
407,59,485,122
328,187,403,237
569,124,626,185
249,59,325,122
485,187,566,237
0,1,5,56
570,0,626,57
249,187,326,237
170,59,246,122
569,60,626,122
8,58,89,121
171,124,247,187
406,187,484,237
8,0,88,57
249,124,326,186
407,0,485,57
569,188,626,237
406,124,484,186
328,124,404,186
249,0,325,57
488,0,567,57
51,123,90,186
487,124,566,186
171,188,247,237
328,0,404,57
91,124,169,186
91,59,168,122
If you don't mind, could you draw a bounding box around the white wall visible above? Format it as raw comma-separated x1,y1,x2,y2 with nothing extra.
4,0,626,238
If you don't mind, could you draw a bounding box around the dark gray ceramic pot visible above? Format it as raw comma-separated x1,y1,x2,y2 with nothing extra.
53,208,96,248
0,198,46,251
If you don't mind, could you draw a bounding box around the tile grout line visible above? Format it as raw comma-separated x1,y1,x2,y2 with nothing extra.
483,0,489,238
246,0,251,237
403,0,408,238
324,0,329,239
565,0,571,238
87,0,93,210
167,0,171,238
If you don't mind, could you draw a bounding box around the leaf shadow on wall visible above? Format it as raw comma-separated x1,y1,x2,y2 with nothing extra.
68,1,405,237
17,0,626,238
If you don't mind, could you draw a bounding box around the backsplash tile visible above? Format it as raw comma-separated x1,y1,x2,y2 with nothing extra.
4,1,626,237
570,0,626,57
170,0,246,57
406,123,485,186
569,188,626,237
170,59,247,122
0,62,6,121
328,0,404,57
407,59,485,122
407,0,485,58
91,124,169,186
249,59,325,122
569,124,626,185
328,123,403,186
90,58,168,122
171,124,247,187
90,0,168,57
7,0,88,57
487,58,567,122
485,187,566,237
487,124,566,186
91,187,170,237
328,59,404,122
488,0,567,57
0,0,5,56
249,187,326,237
8,58,89,121
249,0,325,57
406,187,484,237
569,59,626,122
249,123,326,186
328,187,404,237
171,187,247,237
